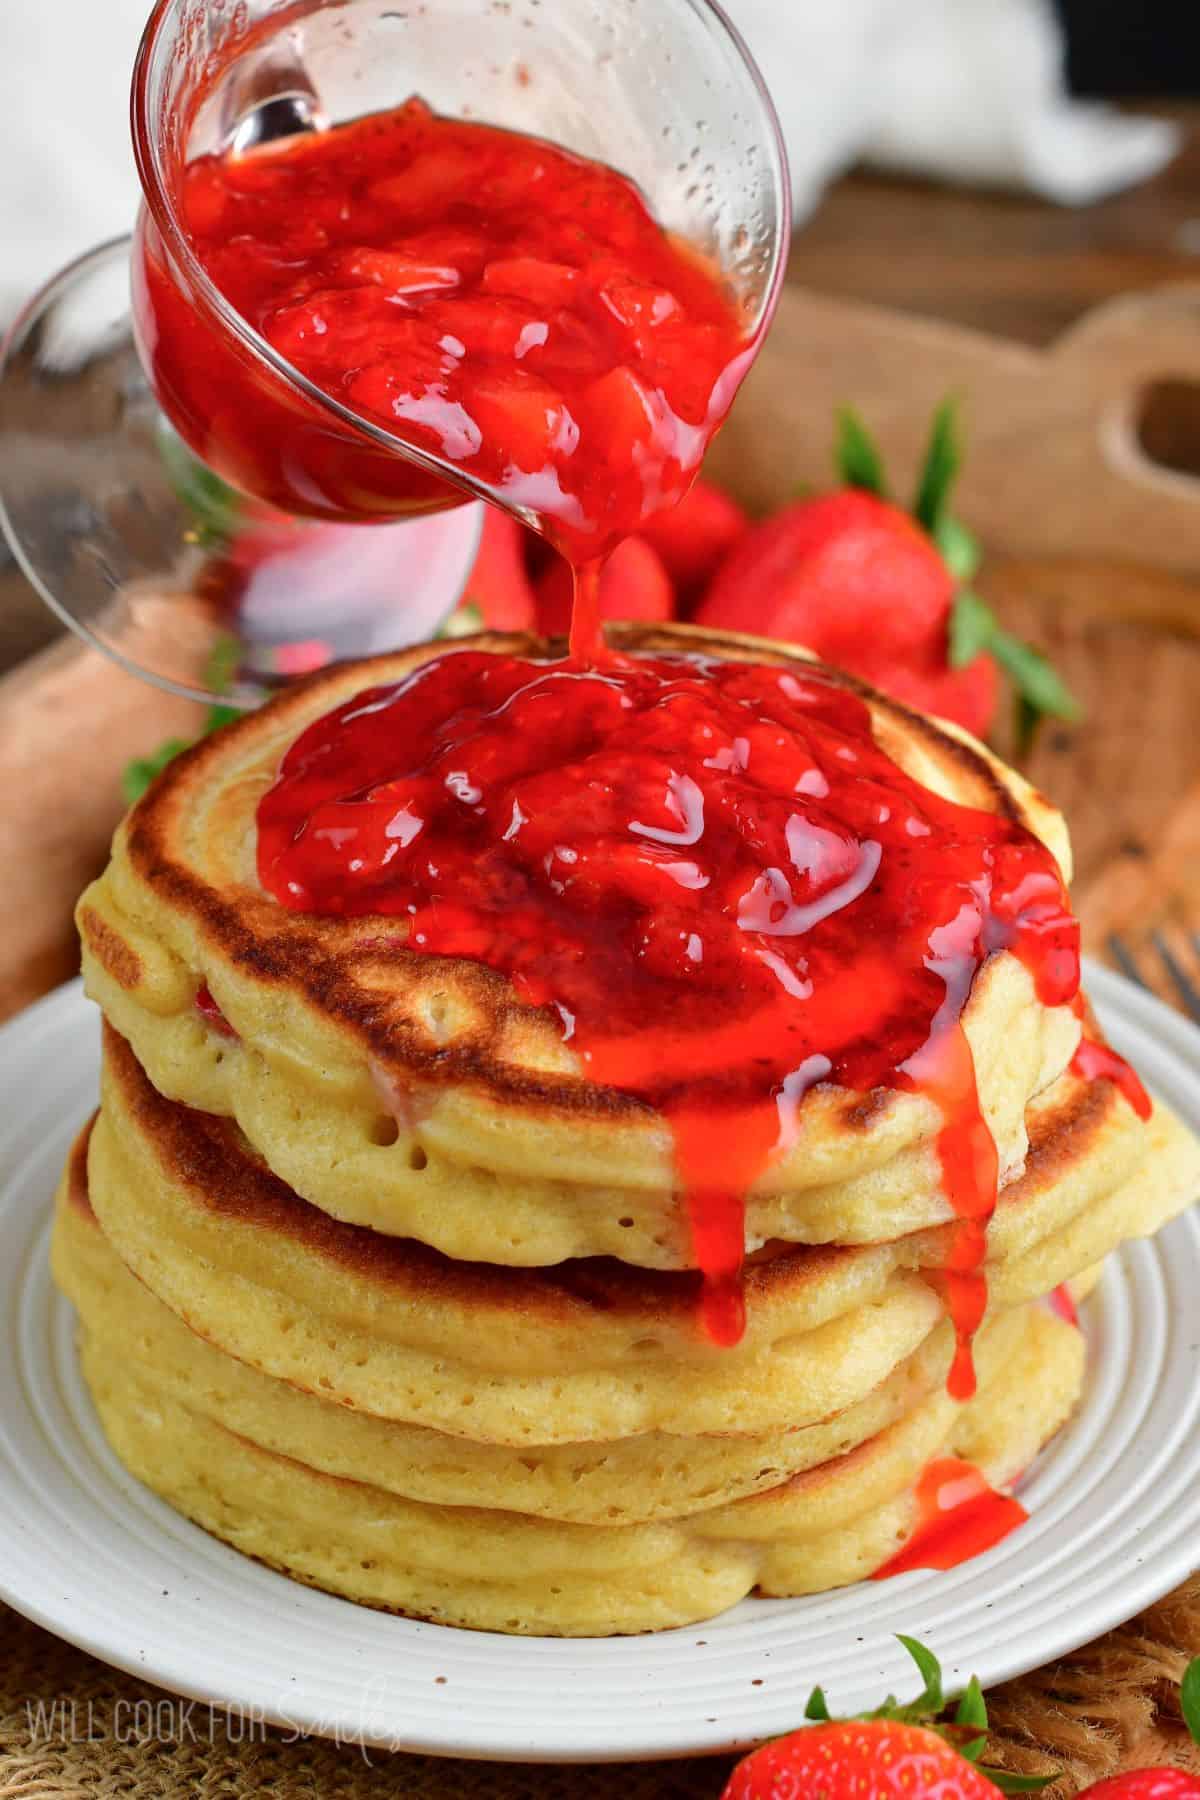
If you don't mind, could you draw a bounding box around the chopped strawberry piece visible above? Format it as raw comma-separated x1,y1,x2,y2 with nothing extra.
574,366,664,467
265,291,372,365
643,321,728,424
474,148,555,212
337,233,488,295
349,365,487,463
482,258,580,308
337,247,463,295
269,300,448,380
182,164,229,238
517,312,612,384
219,152,293,196
368,146,481,220
399,229,490,276
597,277,681,356
428,296,546,363
467,371,577,472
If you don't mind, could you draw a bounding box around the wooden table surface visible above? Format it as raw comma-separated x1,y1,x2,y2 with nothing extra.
791,105,1200,350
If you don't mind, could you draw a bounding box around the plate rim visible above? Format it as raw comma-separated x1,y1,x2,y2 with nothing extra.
0,963,1197,1764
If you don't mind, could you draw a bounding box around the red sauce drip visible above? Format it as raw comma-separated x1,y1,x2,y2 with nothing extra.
194,982,238,1039
1071,1036,1152,1121
934,1266,990,1402
872,1456,1028,1578
151,98,751,571
256,650,1080,1365
1048,1283,1079,1328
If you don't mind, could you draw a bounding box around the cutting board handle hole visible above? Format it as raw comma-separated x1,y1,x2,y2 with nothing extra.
1132,379,1200,484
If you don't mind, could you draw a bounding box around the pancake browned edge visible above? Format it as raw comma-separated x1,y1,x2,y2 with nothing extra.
95,626,1069,1123
75,623,1087,1263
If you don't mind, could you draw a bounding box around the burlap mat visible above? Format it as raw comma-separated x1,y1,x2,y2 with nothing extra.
3,1576,1198,1798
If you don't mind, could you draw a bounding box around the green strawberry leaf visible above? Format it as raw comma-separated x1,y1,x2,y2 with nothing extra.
157,423,244,547
949,591,1080,738
804,1686,831,1723
120,680,245,806
989,630,1080,724
785,1634,1058,1794
1181,1655,1200,1745
913,398,961,537
949,591,995,669
121,739,195,806
936,514,982,584
835,408,888,498
896,1636,944,1716
1014,692,1040,758
954,1676,989,1732
205,632,243,697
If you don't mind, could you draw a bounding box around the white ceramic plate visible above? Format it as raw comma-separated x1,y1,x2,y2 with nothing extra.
1,963,1198,1764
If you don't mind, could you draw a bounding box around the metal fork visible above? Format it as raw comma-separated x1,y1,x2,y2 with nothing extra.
1107,930,1200,1023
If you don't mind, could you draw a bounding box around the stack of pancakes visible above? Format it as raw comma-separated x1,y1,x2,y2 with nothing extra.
57,626,1200,1636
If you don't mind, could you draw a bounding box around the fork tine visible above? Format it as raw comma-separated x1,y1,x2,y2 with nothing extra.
1151,930,1200,1024
1107,933,1148,992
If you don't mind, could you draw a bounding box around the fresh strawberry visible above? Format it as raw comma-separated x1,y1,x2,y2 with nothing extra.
726,1717,1003,1799
536,535,674,636
1079,1776,1200,1798
1077,1666,1200,1798
638,477,748,596
722,1638,1046,1800
876,652,1000,742
695,404,1078,743
460,507,538,632
697,486,954,666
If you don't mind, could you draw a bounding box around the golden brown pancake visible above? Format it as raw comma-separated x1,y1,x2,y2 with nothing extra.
77,624,1082,1265
61,624,1198,1637
56,1124,1085,1635
52,1123,951,1522
83,1024,1195,1447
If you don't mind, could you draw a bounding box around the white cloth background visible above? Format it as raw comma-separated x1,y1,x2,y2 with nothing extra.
0,0,1181,322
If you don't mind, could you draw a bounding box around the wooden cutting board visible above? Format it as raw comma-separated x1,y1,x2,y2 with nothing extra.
1,283,1199,1018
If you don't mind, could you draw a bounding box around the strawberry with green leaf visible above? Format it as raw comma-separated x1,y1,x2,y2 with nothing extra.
695,402,1078,745
722,1643,1200,1800
722,1636,1051,1798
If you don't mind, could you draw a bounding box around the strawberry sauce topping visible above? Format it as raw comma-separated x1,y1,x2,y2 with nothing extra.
1047,1282,1080,1328
194,982,238,1039
1071,1036,1152,1121
872,1457,1028,1579
169,98,751,563
257,648,1081,1376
